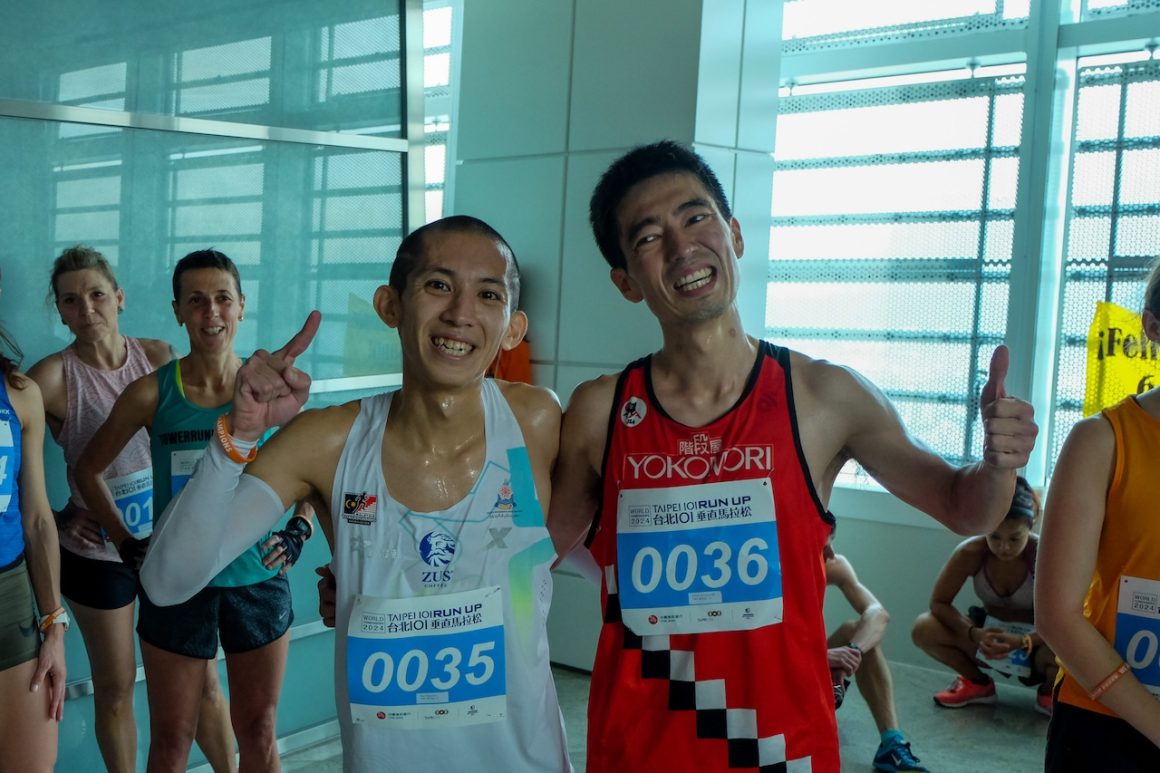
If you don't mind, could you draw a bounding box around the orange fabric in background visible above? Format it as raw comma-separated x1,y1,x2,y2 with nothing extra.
487,338,533,384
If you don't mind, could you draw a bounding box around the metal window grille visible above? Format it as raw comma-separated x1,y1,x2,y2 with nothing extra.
1083,0,1160,21
175,38,272,115
782,0,1028,53
318,15,402,102
423,3,454,222
769,73,1024,485
1047,59,1160,472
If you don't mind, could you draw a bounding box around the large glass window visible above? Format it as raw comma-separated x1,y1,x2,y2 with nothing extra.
782,0,1028,52
0,2,427,767
423,0,456,222
775,4,1160,487
0,3,404,136
1047,56,1160,469
770,71,1024,482
0,3,418,385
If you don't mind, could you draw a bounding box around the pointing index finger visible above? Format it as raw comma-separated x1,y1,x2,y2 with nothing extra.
272,310,321,363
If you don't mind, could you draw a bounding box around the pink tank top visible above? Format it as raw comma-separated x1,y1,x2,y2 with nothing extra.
60,337,155,561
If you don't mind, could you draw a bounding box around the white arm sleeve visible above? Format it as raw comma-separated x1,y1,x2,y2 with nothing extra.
140,440,286,605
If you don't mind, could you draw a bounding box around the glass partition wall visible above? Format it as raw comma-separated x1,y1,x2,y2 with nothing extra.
0,1,429,766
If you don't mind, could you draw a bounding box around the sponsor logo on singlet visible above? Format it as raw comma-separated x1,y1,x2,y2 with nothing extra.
620,397,646,427
158,428,214,445
624,432,773,482
492,479,515,512
418,530,457,586
343,492,378,525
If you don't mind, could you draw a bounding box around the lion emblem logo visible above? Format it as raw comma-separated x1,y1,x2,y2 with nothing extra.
419,531,457,568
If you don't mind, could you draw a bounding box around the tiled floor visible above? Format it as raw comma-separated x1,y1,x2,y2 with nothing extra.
282,662,1050,772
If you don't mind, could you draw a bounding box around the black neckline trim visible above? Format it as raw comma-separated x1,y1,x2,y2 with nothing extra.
641,344,767,428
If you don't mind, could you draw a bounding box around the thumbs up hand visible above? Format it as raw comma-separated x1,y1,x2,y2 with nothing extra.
979,345,1037,468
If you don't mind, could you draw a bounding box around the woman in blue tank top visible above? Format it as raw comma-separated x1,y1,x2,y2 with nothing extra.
76,250,309,773
0,314,68,772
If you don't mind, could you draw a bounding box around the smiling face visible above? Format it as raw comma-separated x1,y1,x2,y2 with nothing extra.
376,230,527,389
612,172,744,327
54,268,124,344
171,267,245,354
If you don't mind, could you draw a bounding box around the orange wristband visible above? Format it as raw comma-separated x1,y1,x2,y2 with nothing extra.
39,606,65,632
1088,661,1130,701
215,415,258,464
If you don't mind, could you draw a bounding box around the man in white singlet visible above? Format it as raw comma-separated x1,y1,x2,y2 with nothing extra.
140,216,572,772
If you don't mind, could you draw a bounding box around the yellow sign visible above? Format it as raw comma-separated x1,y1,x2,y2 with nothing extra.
1083,300,1160,417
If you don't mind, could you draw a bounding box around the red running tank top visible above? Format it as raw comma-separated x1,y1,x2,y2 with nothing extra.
587,342,838,772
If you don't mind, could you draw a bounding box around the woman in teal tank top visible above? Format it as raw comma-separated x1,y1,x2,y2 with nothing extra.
76,250,304,773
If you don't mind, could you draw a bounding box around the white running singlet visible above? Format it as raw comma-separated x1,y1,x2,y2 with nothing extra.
330,379,571,773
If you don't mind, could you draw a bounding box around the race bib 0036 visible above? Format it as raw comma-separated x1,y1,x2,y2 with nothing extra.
616,478,781,635
108,469,153,537
1114,575,1160,698
347,586,507,728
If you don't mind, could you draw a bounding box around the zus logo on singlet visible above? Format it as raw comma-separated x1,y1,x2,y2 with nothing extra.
616,477,782,635
1114,575,1160,699
0,416,14,512
624,443,773,482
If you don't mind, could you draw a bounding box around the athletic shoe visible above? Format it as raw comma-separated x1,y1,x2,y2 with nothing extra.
1035,690,1053,717
873,737,929,772
932,675,996,707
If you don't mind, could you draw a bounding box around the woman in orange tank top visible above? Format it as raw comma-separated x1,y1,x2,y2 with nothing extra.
1037,261,1160,771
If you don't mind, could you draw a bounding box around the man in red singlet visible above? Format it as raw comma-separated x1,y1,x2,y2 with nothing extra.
549,141,1039,772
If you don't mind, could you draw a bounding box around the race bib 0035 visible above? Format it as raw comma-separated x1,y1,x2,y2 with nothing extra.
616,478,781,635
1114,575,1160,698
347,586,507,728
108,469,153,537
